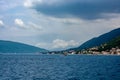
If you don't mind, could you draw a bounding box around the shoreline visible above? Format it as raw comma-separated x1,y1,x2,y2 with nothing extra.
0,53,120,56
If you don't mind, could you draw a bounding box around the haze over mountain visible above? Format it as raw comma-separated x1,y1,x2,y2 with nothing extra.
0,40,48,53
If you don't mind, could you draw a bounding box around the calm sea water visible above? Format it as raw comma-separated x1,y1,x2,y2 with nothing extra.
0,54,120,80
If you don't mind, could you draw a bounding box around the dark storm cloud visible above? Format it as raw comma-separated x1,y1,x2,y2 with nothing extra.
32,0,120,20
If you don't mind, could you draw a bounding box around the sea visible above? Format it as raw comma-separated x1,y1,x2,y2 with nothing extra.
0,54,120,80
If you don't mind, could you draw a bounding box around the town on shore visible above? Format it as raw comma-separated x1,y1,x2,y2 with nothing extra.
48,46,120,55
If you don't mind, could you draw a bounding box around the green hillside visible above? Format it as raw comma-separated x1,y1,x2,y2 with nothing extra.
0,40,48,53
98,36,120,51
75,28,120,50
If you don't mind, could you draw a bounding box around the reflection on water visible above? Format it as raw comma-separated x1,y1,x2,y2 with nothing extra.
0,54,120,80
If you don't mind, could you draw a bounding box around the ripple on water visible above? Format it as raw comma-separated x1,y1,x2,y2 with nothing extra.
0,55,120,80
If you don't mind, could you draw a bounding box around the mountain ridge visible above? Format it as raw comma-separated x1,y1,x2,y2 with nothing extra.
78,28,120,50
0,40,48,53
67,28,120,51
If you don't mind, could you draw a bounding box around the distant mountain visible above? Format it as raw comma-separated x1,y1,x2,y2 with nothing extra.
0,40,48,53
74,28,120,50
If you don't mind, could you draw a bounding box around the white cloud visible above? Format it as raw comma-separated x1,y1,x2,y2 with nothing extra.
35,39,79,50
15,19,25,27
24,0,42,7
28,22,42,30
24,0,33,7
52,39,79,49
0,20,4,26
47,16,84,24
36,42,49,49
15,18,42,30
23,0,63,8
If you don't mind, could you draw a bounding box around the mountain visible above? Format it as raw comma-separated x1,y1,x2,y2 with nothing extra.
98,36,120,51
75,28,120,50
0,40,48,53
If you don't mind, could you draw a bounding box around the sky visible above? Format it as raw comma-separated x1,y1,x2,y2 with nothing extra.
0,0,120,51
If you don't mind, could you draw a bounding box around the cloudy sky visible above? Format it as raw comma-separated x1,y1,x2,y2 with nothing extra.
0,0,120,51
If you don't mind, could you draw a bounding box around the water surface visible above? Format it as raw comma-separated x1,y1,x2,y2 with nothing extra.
0,54,120,80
